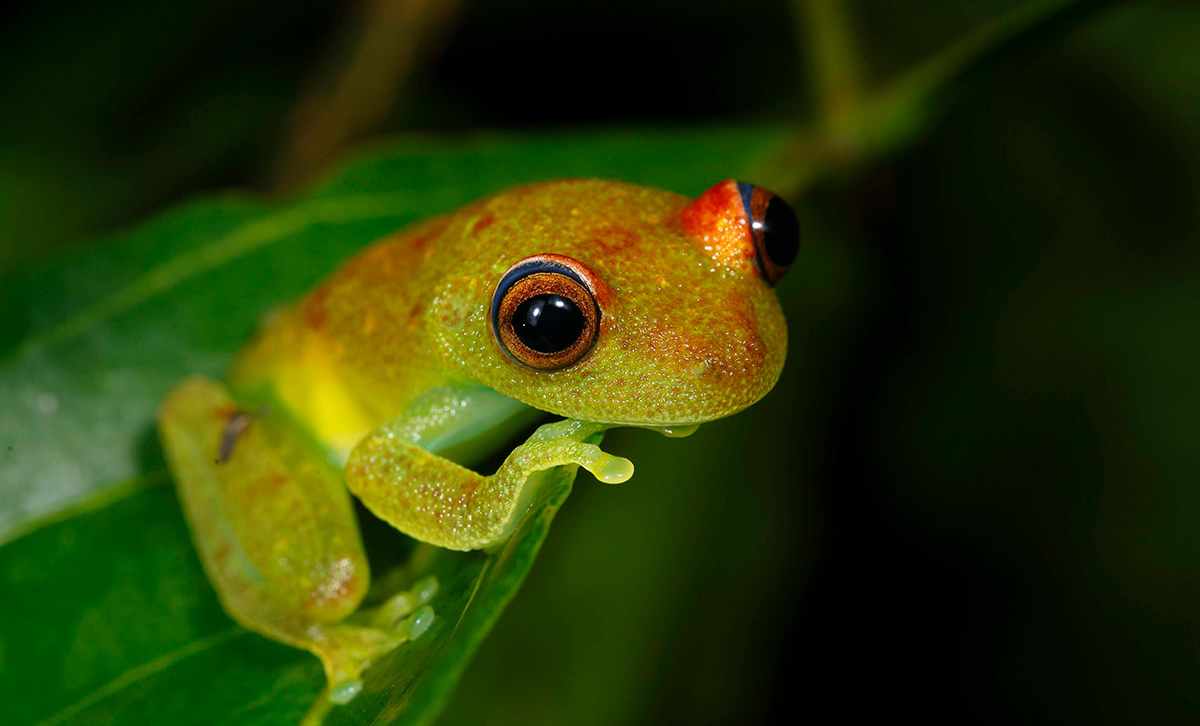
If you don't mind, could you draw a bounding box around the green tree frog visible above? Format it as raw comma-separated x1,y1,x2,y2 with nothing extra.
157,178,798,702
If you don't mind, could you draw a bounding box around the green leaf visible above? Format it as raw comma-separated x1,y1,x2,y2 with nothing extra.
2,465,576,725
0,128,789,724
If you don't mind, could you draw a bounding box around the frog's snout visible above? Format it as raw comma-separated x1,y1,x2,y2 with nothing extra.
627,289,786,423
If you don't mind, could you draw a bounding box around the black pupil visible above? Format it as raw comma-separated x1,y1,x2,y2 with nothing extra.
761,196,800,267
513,294,586,353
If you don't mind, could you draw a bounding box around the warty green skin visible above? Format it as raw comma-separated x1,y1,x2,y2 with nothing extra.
156,178,789,703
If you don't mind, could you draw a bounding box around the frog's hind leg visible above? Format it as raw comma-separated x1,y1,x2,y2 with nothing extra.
157,376,434,698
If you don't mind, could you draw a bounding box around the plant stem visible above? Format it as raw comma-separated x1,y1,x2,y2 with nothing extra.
763,0,1118,198
797,0,867,129
271,0,462,195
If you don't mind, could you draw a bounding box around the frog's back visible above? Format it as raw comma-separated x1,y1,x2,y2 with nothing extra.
229,214,457,456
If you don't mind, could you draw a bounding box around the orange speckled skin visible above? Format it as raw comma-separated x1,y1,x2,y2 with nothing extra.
232,178,787,446
681,178,761,278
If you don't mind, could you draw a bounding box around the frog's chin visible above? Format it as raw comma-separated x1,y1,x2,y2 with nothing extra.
626,421,702,439
572,418,702,440
538,396,762,432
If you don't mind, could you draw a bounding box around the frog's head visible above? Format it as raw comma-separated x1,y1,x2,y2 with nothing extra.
432,179,796,426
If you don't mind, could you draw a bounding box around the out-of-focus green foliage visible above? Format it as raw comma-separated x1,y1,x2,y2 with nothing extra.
870,6,1200,721
1,0,1198,724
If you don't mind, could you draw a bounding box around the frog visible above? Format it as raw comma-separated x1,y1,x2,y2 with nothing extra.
156,177,799,704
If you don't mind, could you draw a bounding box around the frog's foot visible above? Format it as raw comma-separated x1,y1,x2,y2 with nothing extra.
510,418,634,484
366,575,439,631
308,575,439,704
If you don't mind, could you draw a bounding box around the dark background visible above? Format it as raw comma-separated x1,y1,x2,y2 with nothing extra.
4,1,1199,723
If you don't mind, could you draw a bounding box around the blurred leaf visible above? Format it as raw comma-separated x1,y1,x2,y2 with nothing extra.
845,4,1200,721
0,128,789,723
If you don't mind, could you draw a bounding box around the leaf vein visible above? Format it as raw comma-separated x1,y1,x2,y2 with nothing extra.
12,192,422,359
37,628,244,725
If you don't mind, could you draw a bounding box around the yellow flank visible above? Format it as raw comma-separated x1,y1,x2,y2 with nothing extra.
157,178,796,707
229,307,379,461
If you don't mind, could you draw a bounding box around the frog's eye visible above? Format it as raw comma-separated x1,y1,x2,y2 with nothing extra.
738,182,800,285
490,255,601,370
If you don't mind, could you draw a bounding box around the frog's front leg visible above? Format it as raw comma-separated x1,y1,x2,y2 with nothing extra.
158,377,435,702
346,418,634,551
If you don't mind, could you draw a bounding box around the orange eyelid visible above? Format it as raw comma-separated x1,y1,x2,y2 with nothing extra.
680,179,757,275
